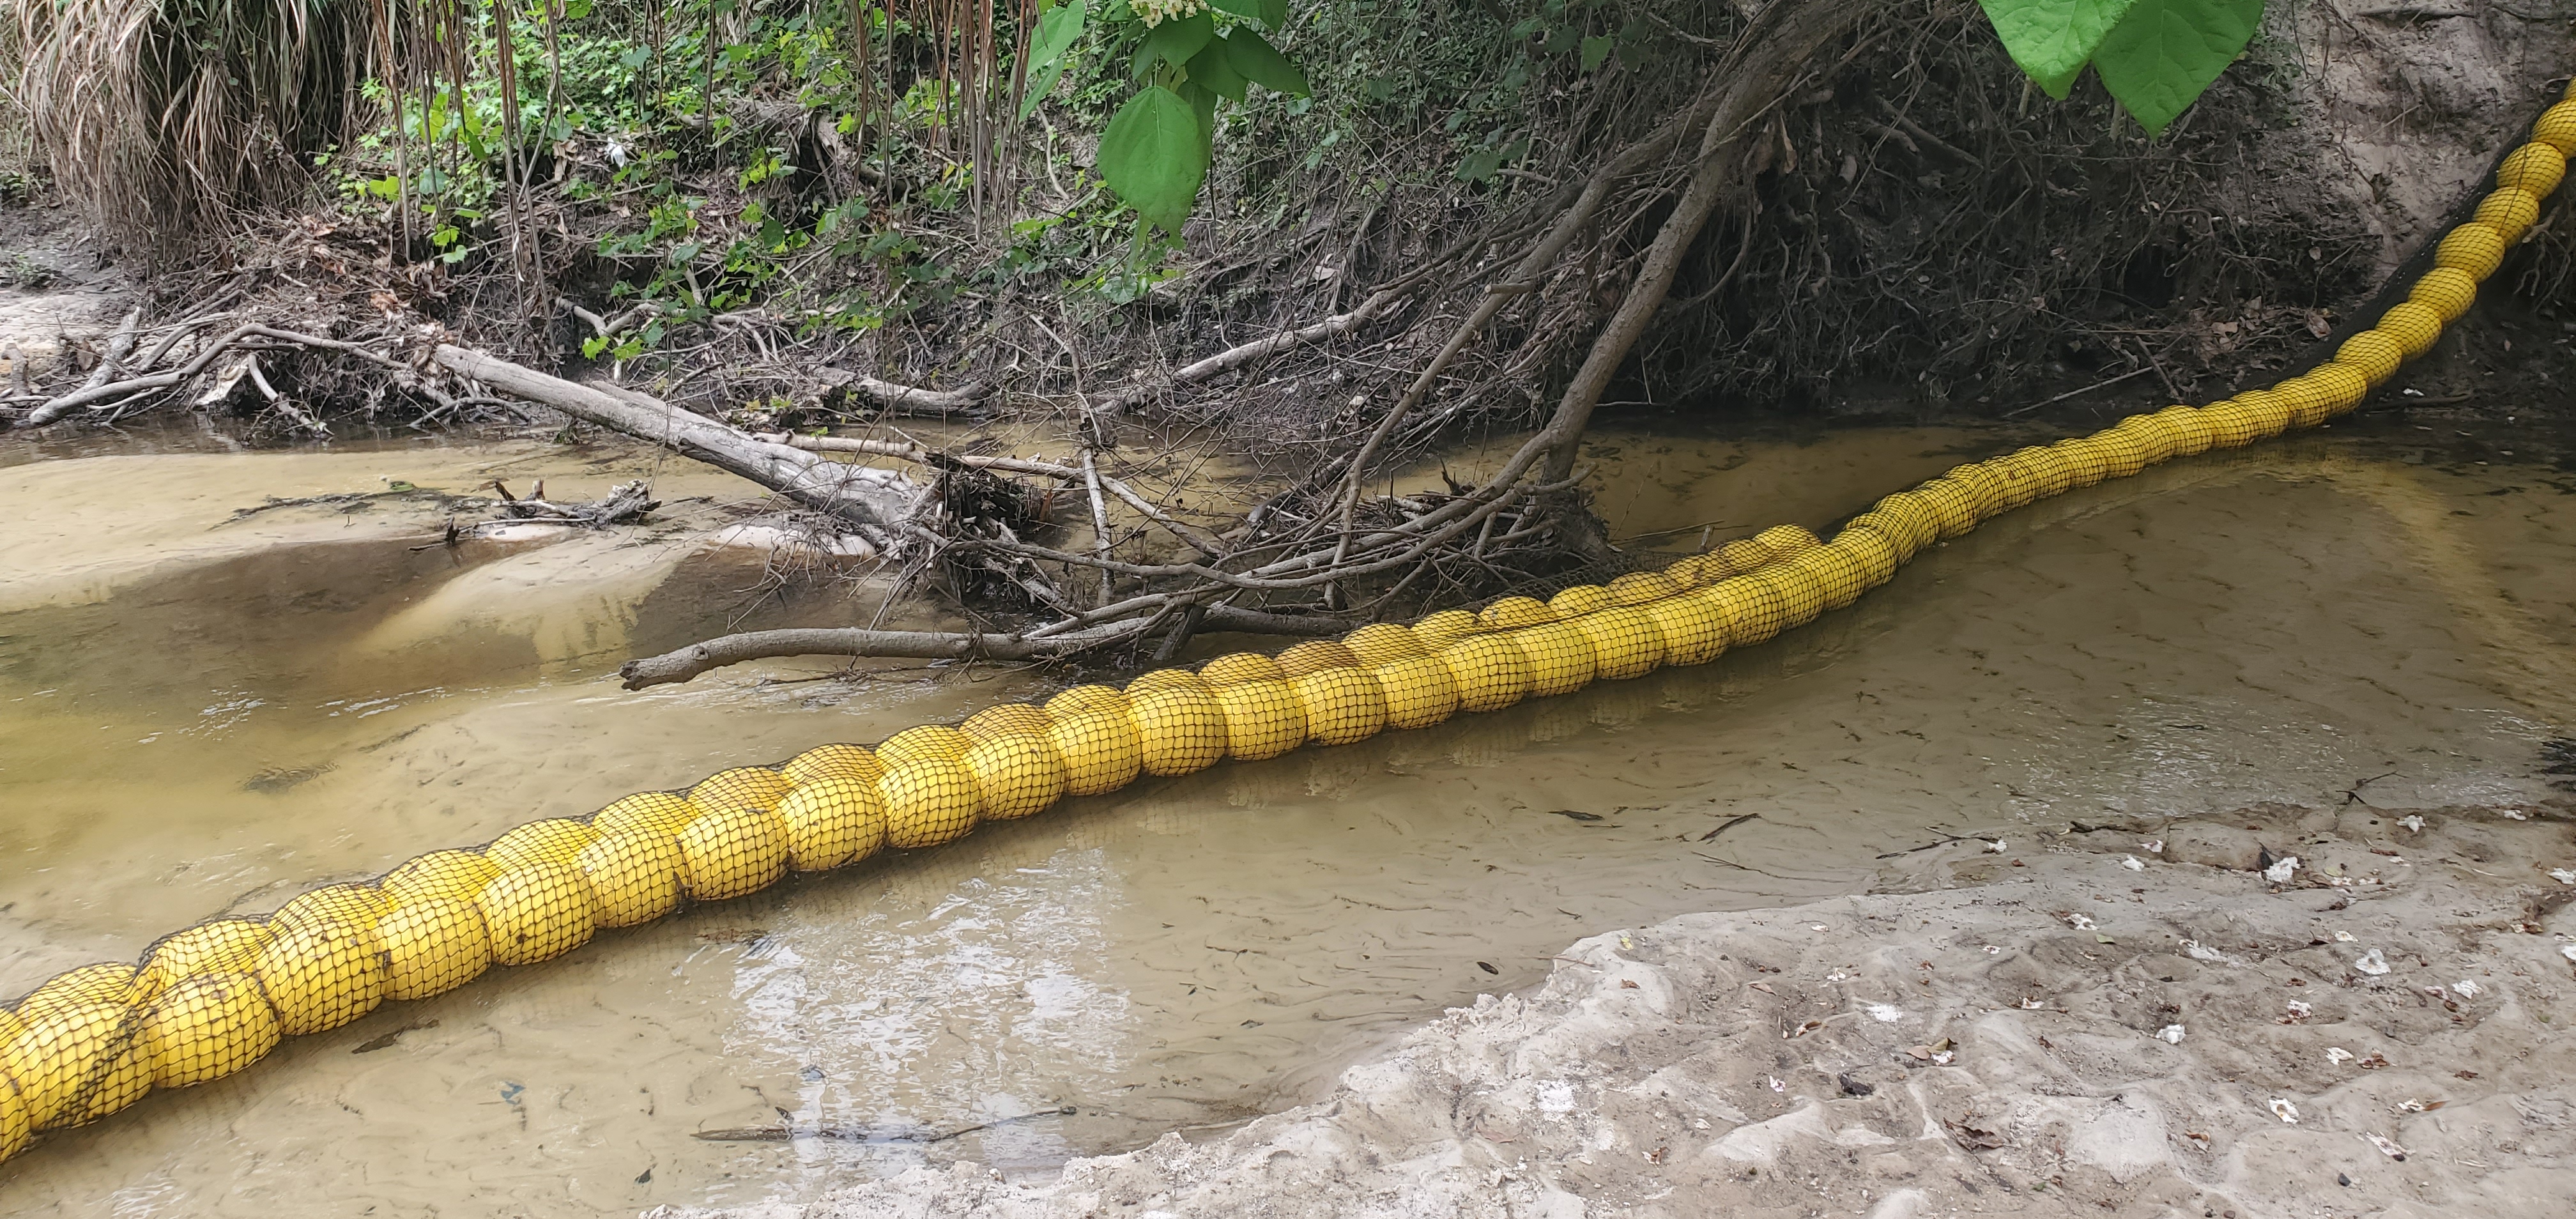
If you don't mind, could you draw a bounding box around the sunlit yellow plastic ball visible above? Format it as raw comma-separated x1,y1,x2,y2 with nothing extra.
1292,667,1389,745
2267,376,2333,429
1568,606,1666,679
2334,329,2405,387
1715,535,1775,572
0,1048,26,1161
576,830,687,926
142,971,279,1090
878,757,985,850
2409,266,2477,324
1478,596,1557,631
383,848,505,907
2534,100,2576,155
2089,426,2149,477
877,725,973,768
1372,654,1460,729
1045,684,1131,719
1409,610,1483,652
2050,438,2110,489
964,706,1054,744
589,792,699,839
136,919,273,1004
2196,401,2259,450
1869,493,1942,551
2111,415,2178,466
680,806,794,899
1048,709,1141,796
770,778,885,871
377,896,493,999
1702,575,1784,645
2,1002,152,1130
1643,595,1727,666
1606,571,1682,606
1791,545,1871,610
2433,222,2508,281
477,862,598,967
1201,652,1287,686
1755,564,1828,629
1506,621,1597,696
1214,679,1309,760
1832,528,1901,586
960,731,1068,818
272,884,392,935
1842,512,1917,562
2377,300,2444,359
2012,447,2076,497
1438,634,1533,712
2476,187,2543,242
2152,406,2218,456
1123,668,1207,697
12,963,134,1027
2306,362,2370,416
487,818,601,871
1275,640,1360,678
2496,142,2566,196
1752,524,1821,556
1982,456,2039,508
1909,478,1982,537
1127,684,1228,776
689,767,795,814
1342,622,1428,666
2230,390,2293,441
781,743,884,786
254,918,389,1034
1547,585,1613,619
1662,554,1719,587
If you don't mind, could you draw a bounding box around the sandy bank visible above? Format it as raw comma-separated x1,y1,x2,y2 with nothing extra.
663,800,2576,1219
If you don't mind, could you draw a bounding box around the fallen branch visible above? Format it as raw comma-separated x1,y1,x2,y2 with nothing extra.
431,344,917,534
616,602,1347,689
816,366,995,416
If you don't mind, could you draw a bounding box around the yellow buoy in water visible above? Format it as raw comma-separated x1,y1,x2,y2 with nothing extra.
878,758,984,849
689,767,795,814
772,777,886,871
678,806,793,900
1126,682,1229,776
383,849,505,907
960,732,1068,819
487,818,601,871
576,831,688,926
781,744,884,786
253,918,388,1036
477,862,599,967
142,972,281,1089
1291,666,1389,746
377,895,493,999
1438,634,1533,713
136,919,272,1004
2,1002,153,1130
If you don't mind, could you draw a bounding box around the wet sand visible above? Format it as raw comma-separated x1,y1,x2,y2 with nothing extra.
694,802,2576,1218
1,421,2572,1215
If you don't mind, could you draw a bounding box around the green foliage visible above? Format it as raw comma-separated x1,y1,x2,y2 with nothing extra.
1027,0,1309,234
1978,0,2264,134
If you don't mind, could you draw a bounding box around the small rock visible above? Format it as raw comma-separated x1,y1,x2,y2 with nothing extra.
2263,855,2299,884
2354,949,2391,976
2158,1024,2186,1044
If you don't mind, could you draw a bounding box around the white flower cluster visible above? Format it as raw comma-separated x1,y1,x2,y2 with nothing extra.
1133,0,1208,27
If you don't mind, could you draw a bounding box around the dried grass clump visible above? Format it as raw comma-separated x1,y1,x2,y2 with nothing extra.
12,0,375,257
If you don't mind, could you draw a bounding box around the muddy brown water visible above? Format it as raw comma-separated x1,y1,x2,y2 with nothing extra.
1,416,2570,1216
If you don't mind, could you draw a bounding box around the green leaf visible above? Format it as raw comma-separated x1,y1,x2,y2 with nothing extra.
1179,80,1218,158
1020,57,1070,119
1455,146,1506,183
1133,12,1214,79
2090,0,2263,135
1580,34,1615,72
1030,0,1085,67
1222,29,1308,95
1097,85,1209,234
1977,0,2139,98
1188,39,1250,103
1206,0,1273,26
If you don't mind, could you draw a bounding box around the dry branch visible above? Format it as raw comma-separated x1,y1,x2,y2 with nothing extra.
616,602,1347,689
430,344,918,533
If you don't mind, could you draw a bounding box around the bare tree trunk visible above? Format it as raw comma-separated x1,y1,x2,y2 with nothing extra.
431,344,917,532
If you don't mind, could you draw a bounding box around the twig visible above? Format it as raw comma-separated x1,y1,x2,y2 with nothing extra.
2000,365,2157,417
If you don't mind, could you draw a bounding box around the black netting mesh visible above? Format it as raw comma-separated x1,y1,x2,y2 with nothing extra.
10,110,2570,1159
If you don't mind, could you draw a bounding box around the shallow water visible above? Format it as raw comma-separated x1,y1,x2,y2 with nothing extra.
1,417,2571,1216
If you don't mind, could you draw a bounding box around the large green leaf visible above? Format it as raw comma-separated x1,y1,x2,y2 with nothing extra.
2090,0,2263,135
1097,85,1209,234
1020,57,1070,119
1977,0,2138,98
1133,12,1215,79
1029,0,1085,67
1206,0,1282,27
1221,28,1309,96
1188,38,1250,103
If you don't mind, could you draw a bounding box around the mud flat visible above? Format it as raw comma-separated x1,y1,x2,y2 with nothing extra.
669,800,2576,1219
